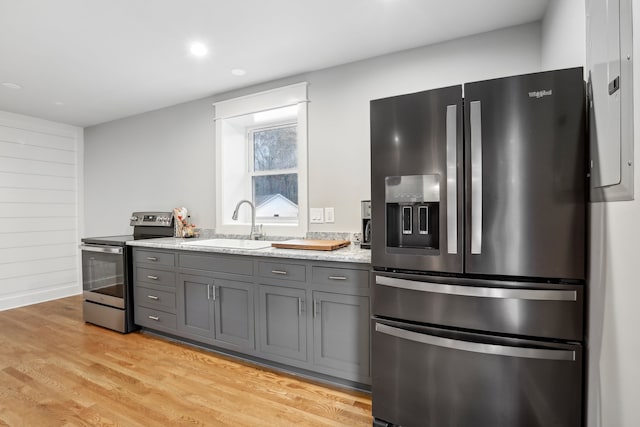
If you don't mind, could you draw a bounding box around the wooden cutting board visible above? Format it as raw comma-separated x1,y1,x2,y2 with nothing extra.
271,239,351,251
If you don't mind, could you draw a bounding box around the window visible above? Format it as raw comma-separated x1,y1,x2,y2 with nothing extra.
250,123,298,223
214,83,308,236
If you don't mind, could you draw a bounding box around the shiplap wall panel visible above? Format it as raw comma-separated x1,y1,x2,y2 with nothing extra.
0,202,76,218
0,217,76,233
0,126,76,151
0,270,77,296
0,112,82,310
0,157,75,177
0,188,76,204
0,172,75,191
0,140,76,164
0,243,77,264
0,230,77,249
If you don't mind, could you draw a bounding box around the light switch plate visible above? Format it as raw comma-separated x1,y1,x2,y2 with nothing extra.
324,207,335,223
310,208,324,223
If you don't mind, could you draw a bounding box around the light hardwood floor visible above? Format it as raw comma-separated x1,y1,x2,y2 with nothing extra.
0,295,372,426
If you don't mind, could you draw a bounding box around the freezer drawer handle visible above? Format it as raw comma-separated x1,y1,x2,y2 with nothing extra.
446,104,458,254
376,276,577,301
375,323,576,361
470,100,482,254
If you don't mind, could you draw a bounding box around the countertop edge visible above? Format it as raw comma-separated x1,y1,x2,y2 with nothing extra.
127,238,372,264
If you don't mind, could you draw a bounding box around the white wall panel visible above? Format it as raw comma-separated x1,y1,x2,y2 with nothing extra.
0,157,75,177
0,111,83,310
0,172,75,191
0,188,76,204
0,243,77,264
0,140,76,164
0,230,77,249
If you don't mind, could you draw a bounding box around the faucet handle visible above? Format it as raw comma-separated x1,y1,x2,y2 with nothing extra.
252,224,264,240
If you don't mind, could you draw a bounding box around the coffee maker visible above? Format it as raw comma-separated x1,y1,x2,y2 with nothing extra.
361,200,372,249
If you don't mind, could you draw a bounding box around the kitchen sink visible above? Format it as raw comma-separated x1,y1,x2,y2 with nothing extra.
180,238,274,250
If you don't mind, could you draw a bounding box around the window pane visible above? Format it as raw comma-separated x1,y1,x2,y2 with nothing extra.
253,126,297,171
254,174,298,218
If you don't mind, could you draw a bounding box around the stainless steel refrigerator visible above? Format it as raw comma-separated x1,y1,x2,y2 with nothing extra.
370,68,587,427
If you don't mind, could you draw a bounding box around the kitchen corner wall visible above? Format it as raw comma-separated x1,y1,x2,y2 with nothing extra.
584,3,640,427
84,22,542,236
541,1,640,426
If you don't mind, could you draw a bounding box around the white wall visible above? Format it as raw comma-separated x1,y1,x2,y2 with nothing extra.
586,4,640,427
84,22,542,236
0,110,83,310
84,97,215,236
541,0,586,70
540,1,640,426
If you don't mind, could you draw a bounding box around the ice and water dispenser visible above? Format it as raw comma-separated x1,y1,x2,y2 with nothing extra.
385,175,440,252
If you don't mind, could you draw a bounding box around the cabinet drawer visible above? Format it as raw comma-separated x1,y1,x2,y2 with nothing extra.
135,250,175,267
136,267,176,288
258,261,306,282
179,253,253,276
135,306,177,331
135,286,176,313
311,266,370,290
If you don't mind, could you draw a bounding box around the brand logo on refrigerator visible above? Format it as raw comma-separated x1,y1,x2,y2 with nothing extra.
528,89,553,99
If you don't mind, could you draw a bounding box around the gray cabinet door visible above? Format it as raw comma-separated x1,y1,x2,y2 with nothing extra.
258,285,307,362
213,278,255,350
312,291,370,379
177,274,215,343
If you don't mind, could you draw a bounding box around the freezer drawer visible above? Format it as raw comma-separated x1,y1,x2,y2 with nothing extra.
374,272,584,341
372,318,583,427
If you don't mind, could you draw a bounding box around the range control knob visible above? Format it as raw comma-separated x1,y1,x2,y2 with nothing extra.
130,216,138,222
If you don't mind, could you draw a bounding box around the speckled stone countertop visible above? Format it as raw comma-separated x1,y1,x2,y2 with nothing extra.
127,237,372,264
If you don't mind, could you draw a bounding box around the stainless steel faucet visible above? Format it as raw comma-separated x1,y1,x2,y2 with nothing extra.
232,199,264,240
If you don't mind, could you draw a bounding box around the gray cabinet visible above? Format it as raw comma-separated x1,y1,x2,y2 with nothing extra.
133,246,371,386
213,278,255,350
177,274,215,342
133,248,177,334
177,273,255,351
312,291,370,379
258,284,307,362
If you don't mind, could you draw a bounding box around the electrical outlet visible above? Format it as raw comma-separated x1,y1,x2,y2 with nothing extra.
324,207,335,223
310,208,324,223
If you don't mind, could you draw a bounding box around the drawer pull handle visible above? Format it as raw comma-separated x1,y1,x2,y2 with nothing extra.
147,295,159,300
271,270,288,275
148,315,160,321
146,257,158,261
147,275,159,280
328,276,347,281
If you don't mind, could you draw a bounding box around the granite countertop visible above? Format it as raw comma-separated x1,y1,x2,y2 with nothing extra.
127,237,372,264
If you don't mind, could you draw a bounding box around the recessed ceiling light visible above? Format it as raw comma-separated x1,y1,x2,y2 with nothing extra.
190,42,208,57
54,101,64,106
231,68,246,76
2,82,22,90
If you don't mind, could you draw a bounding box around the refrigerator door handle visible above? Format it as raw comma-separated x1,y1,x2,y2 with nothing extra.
470,100,482,254
375,275,577,301
446,104,457,254
375,323,576,361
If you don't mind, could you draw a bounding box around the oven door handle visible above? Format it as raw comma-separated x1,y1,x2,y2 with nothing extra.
80,244,123,255
375,323,576,361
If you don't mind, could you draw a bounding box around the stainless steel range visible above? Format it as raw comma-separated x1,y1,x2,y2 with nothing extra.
80,211,174,333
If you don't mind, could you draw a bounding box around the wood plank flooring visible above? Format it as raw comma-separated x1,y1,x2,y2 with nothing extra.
0,296,372,426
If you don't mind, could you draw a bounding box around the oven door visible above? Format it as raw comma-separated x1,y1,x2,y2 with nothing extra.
81,244,126,308
372,318,583,427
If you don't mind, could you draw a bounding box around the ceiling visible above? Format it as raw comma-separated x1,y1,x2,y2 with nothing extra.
0,0,550,128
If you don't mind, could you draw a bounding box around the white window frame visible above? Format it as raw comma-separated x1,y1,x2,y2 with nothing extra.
214,83,308,237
